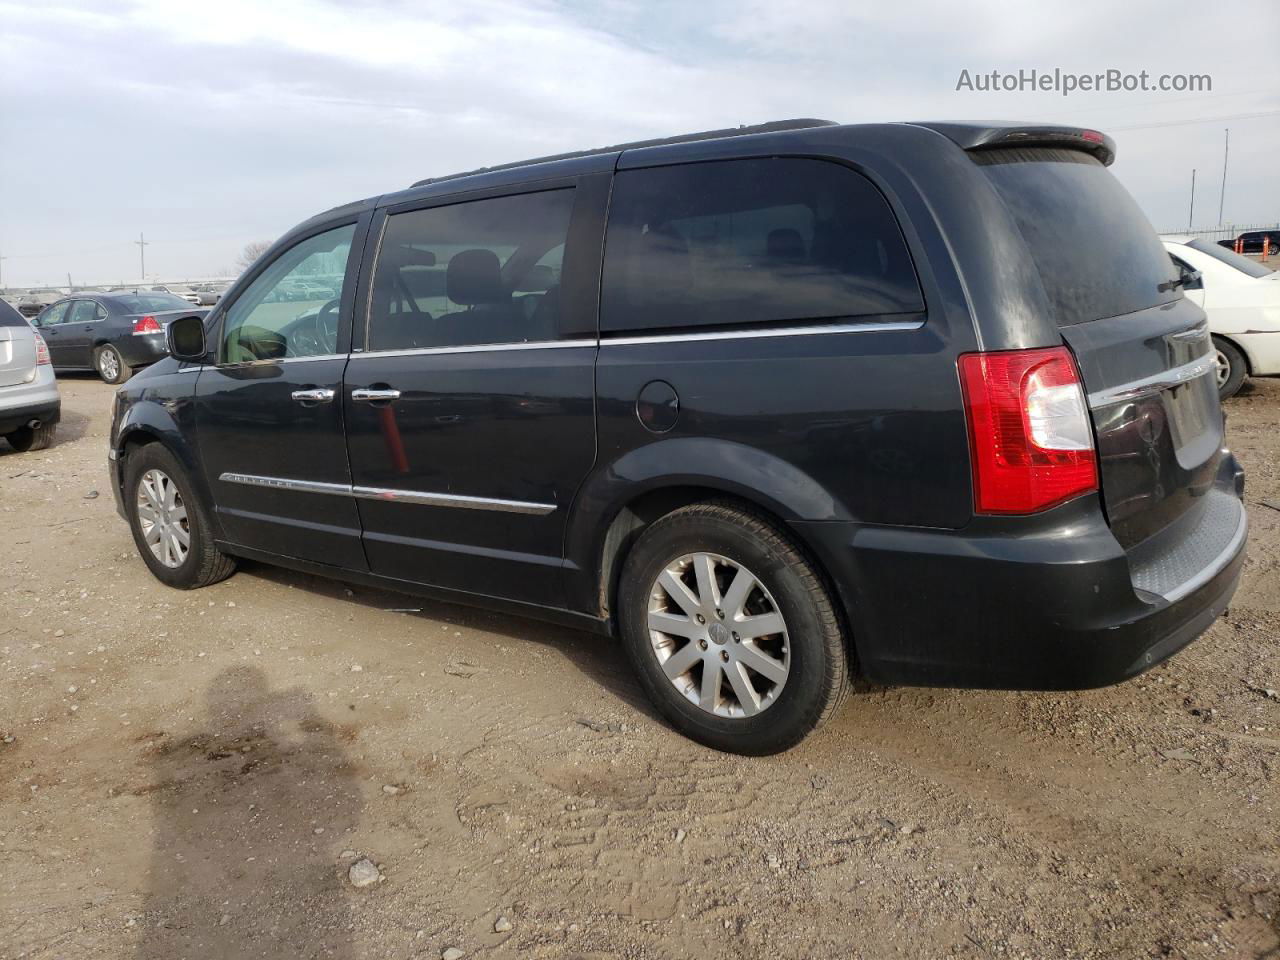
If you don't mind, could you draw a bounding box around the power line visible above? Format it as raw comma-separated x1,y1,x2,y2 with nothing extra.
1106,109,1280,132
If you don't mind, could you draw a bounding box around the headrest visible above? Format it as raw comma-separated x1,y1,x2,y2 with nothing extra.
766,228,805,262
446,249,505,305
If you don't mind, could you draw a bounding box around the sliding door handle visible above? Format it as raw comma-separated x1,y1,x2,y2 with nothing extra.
292,388,335,404
351,388,401,403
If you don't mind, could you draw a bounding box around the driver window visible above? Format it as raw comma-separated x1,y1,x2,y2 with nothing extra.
220,224,356,364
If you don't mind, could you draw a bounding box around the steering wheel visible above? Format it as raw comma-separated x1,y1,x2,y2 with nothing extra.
286,299,340,357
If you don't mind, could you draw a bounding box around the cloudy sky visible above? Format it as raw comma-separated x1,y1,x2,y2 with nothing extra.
1,0,1277,287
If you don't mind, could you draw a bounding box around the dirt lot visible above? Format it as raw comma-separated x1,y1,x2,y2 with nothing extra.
1,374,1277,960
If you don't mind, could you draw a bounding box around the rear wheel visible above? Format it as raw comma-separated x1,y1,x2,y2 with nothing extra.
1213,336,1247,400
95,344,132,384
5,422,56,452
617,501,850,755
124,444,236,588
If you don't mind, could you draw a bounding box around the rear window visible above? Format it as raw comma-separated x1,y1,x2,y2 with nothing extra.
1186,238,1275,279
978,148,1179,326
601,158,924,334
0,298,27,328
115,293,193,313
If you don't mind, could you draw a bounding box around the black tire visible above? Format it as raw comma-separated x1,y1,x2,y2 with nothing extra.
94,344,133,384
124,443,236,589
617,500,850,755
1213,336,1247,400
5,422,56,452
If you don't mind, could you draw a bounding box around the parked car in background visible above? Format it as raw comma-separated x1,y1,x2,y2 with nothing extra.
0,297,59,451
108,120,1246,755
1163,235,1280,398
17,290,61,318
150,284,202,305
32,291,207,383
1217,230,1280,255
192,283,229,306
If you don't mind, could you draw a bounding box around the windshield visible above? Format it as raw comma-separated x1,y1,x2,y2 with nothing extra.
116,293,195,312
1186,238,1276,279
979,148,1179,326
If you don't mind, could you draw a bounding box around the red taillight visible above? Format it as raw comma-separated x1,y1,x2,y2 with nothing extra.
34,333,50,365
133,314,161,335
958,346,1098,515
1081,129,1105,144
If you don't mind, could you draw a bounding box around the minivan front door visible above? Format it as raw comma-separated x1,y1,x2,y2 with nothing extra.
194,220,369,570
343,184,603,606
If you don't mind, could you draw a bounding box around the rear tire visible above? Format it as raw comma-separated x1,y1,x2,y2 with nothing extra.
124,444,236,589
617,500,850,755
1213,336,1247,400
5,422,56,452
95,344,132,384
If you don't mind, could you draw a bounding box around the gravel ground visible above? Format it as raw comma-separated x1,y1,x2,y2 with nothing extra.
1,373,1277,960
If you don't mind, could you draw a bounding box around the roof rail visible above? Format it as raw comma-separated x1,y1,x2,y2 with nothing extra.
410,118,839,188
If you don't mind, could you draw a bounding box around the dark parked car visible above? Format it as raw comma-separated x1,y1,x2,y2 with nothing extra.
33,291,207,383
17,290,60,318
1218,230,1280,255
107,119,1246,754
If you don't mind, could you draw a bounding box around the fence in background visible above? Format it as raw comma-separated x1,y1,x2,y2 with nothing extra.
1158,222,1280,242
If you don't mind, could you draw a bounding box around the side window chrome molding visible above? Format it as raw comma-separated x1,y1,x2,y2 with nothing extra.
219,472,556,516
601,318,924,347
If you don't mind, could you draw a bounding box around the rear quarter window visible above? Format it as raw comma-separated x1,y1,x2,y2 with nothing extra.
0,299,28,328
977,148,1179,326
600,158,924,334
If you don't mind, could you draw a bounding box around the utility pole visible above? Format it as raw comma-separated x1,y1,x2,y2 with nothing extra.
1188,168,1196,230
0,246,7,289
135,232,149,281
1217,129,1229,226
67,272,73,293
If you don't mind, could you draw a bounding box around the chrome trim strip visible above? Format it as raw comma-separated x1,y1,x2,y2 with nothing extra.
215,353,347,370
1087,353,1218,408
1168,321,1209,342
351,485,556,515
219,473,351,497
1160,499,1247,604
357,339,595,360
600,319,924,346
218,472,556,515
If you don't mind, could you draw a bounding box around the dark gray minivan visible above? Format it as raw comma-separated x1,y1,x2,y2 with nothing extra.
109,120,1246,754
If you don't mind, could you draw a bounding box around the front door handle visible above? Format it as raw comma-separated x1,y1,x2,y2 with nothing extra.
292,388,336,404
351,388,401,403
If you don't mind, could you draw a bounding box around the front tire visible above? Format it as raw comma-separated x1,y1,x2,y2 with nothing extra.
5,422,56,452
617,501,850,755
124,444,236,589
1213,336,1247,400
95,344,132,384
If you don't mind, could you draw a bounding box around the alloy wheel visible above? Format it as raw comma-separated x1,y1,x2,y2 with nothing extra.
1215,349,1230,388
646,552,790,718
99,348,120,382
136,468,190,568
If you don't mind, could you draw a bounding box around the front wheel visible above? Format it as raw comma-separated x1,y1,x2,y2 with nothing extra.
1213,336,1247,400
95,344,133,384
124,444,236,589
617,501,850,755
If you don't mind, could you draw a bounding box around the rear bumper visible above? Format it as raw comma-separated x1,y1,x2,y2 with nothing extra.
118,333,169,367
795,471,1247,690
0,396,61,435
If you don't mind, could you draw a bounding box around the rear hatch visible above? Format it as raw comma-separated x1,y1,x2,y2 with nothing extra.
978,145,1242,595
0,301,37,388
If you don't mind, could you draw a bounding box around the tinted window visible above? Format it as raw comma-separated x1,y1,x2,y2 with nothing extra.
600,158,923,334
221,224,355,363
367,189,575,352
0,299,26,328
978,148,1179,326
116,293,196,312
1186,238,1275,279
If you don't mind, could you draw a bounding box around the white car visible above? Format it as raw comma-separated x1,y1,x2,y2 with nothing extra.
1162,235,1280,398
0,298,59,451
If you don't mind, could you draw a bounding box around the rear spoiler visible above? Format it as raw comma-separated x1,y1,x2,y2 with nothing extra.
910,122,1116,166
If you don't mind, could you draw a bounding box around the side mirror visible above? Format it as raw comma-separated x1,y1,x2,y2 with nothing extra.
167,314,207,362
